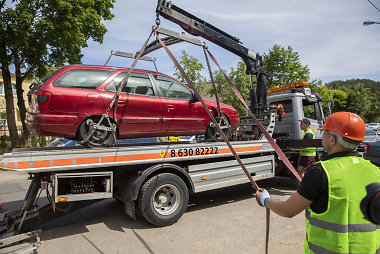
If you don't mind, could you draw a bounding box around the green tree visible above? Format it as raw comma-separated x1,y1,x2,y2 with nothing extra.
209,60,252,115
0,0,115,148
344,84,370,121
365,90,380,122
325,79,380,122
173,50,207,92
263,44,310,88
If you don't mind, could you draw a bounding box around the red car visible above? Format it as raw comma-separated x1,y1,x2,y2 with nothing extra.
26,65,240,146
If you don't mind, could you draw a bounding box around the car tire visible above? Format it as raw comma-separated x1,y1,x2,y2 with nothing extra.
78,117,116,147
205,114,232,141
137,173,189,227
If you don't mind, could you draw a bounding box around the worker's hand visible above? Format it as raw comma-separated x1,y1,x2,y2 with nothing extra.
256,188,271,208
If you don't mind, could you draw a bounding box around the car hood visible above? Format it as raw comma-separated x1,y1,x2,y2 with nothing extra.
202,98,238,114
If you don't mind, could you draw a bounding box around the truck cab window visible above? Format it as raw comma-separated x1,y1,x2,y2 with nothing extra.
303,100,322,121
270,100,293,113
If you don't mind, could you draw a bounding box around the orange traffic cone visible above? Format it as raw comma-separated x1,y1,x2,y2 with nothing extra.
0,197,3,211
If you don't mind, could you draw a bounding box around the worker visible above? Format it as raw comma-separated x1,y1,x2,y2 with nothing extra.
297,118,316,178
256,112,380,253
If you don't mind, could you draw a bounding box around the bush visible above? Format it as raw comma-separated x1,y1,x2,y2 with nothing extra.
0,135,10,154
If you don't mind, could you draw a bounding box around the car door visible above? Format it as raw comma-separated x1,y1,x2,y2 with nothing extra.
99,72,163,137
152,74,205,134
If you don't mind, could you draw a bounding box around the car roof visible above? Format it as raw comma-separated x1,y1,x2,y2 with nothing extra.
62,64,168,77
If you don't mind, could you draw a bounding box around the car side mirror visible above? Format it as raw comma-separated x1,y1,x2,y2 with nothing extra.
190,93,199,103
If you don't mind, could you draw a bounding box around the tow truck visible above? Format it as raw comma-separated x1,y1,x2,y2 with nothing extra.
265,82,329,178
0,0,303,251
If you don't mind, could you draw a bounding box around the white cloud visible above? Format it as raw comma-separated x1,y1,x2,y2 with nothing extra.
81,0,380,83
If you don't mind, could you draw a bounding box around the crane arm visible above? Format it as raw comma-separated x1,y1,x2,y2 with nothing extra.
155,0,267,112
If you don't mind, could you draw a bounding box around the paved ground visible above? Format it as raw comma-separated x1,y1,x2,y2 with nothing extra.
0,170,305,253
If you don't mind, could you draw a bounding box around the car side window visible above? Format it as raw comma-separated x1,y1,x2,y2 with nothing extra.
105,72,155,96
53,69,114,89
154,75,193,100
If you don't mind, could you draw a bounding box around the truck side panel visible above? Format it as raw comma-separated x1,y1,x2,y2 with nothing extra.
189,155,274,192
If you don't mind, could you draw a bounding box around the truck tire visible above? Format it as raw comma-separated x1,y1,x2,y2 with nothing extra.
137,173,189,227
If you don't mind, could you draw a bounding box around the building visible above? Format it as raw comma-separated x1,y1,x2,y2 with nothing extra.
0,72,32,134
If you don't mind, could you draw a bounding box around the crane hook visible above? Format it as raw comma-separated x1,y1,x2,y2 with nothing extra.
155,14,161,26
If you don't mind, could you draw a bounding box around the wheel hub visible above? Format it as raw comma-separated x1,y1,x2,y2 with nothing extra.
153,184,181,216
157,192,169,204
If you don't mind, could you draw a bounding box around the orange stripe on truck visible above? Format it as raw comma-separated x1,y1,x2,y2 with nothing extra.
3,145,263,170
17,161,30,169
101,153,161,163
76,157,99,165
33,160,50,168
219,146,262,154
52,158,73,167
114,153,161,162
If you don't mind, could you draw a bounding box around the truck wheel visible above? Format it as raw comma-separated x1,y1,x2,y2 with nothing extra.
137,173,189,227
205,114,232,141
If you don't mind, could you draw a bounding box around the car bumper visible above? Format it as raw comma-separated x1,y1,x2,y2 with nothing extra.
26,112,81,138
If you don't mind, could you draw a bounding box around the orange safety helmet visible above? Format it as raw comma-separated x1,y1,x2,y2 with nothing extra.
319,112,365,141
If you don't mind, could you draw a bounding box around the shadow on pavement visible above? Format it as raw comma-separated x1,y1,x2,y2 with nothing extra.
3,176,296,242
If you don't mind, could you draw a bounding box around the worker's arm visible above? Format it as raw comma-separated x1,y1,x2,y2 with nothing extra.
256,164,325,217
264,191,312,218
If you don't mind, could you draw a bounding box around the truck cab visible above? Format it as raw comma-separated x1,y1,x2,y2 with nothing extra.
267,85,325,140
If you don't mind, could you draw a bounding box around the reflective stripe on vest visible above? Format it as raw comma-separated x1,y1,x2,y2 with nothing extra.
306,233,380,254
300,129,316,157
306,209,380,233
304,156,380,254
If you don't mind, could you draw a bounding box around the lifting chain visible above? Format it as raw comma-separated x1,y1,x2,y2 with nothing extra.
155,14,161,26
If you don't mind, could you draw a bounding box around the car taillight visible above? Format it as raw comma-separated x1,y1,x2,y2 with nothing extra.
365,142,370,152
37,91,52,110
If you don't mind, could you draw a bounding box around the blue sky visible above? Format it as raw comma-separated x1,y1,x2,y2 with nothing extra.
81,0,380,84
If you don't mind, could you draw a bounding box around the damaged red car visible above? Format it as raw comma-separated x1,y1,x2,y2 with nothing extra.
26,65,240,146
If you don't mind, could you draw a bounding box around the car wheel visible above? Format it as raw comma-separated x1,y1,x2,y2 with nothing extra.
78,117,116,147
137,173,189,227
205,114,232,141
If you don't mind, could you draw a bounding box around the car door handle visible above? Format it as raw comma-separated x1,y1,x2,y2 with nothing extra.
117,100,126,104
166,105,175,109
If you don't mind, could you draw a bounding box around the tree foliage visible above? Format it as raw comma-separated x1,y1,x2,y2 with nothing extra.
172,47,379,123
208,60,252,115
307,80,379,122
263,44,310,88
0,0,115,147
173,50,207,92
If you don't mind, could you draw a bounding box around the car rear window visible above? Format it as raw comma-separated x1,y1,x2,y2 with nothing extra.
53,69,115,89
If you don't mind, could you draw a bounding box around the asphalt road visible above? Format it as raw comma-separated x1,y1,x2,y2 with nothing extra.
0,171,305,254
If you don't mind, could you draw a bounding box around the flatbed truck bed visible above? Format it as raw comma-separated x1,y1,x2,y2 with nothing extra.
0,139,275,250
